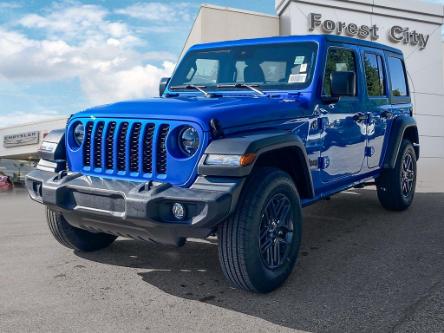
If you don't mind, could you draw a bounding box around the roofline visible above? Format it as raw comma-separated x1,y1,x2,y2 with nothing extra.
188,34,403,54
200,3,278,19
0,116,68,131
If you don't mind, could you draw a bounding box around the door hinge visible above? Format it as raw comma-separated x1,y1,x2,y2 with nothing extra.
317,117,328,131
365,146,375,157
318,156,330,169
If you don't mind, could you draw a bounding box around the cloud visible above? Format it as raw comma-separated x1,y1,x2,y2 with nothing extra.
115,2,196,22
0,2,178,107
81,61,175,104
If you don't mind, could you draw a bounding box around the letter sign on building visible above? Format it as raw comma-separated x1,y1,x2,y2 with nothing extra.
309,13,429,49
3,131,40,148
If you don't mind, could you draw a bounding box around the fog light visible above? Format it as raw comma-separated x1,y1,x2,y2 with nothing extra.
172,203,186,220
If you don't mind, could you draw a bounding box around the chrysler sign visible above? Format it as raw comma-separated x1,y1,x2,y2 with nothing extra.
309,13,430,50
3,131,40,148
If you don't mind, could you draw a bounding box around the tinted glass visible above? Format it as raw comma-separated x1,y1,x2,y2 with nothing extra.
323,48,357,96
364,53,386,97
170,42,318,90
387,57,408,97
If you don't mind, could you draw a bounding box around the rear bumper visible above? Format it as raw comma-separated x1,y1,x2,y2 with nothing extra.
25,169,244,246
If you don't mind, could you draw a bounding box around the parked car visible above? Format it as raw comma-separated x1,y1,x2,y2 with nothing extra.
0,175,13,192
26,35,419,293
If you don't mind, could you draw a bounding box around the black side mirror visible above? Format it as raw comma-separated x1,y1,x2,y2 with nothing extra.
159,77,171,96
330,71,356,97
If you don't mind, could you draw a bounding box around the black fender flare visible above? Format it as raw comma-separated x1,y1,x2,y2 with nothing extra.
198,130,315,198
37,129,66,172
383,116,419,169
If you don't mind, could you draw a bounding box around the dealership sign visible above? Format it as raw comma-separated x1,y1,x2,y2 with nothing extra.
3,131,40,148
309,13,430,50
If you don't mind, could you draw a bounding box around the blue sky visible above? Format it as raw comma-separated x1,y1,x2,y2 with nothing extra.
0,0,441,127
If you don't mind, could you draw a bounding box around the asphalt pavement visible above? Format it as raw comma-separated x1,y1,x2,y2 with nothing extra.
0,187,443,333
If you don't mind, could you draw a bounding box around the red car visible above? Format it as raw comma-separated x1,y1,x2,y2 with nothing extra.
0,175,13,192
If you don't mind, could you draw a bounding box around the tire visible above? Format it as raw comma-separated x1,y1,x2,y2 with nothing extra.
217,167,302,293
376,139,417,211
46,208,117,252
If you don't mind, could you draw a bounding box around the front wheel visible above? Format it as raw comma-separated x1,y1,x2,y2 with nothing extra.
376,139,417,211
46,208,117,252
218,167,302,293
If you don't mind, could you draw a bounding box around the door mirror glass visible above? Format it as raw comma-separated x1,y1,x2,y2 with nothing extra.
330,71,356,97
159,77,171,96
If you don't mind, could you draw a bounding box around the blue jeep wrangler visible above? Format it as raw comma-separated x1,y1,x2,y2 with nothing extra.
26,35,419,293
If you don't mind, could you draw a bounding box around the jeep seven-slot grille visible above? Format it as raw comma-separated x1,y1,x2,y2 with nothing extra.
82,120,170,177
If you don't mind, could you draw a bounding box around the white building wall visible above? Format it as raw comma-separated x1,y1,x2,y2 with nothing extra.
0,117,67,160
277,0,444,191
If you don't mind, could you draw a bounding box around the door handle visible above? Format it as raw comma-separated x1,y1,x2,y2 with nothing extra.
352,112,368,122
381,110,393,119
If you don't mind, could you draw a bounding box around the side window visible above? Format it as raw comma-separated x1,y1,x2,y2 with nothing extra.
323,48,357,96
364,53,386,97
387,57,408,97
185,58,219,85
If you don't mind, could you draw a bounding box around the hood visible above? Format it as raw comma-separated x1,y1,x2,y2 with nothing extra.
73,94,312,132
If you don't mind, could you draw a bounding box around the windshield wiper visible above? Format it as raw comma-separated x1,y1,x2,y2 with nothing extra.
216,83,266,96
170,84,211,98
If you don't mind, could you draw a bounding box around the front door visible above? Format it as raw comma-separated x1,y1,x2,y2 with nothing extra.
320,46,367,183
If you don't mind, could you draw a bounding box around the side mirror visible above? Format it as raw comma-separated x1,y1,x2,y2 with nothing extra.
330,71,356,97
159,77,171,97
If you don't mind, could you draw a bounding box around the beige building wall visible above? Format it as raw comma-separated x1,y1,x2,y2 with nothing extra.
181,4,280,58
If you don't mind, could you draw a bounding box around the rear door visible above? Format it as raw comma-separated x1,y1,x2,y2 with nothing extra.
361,49,391,168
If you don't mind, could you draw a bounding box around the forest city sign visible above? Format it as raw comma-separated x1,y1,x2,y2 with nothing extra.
309,13,430,50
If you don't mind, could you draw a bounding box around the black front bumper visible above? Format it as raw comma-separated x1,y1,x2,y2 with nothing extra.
26,169,244,246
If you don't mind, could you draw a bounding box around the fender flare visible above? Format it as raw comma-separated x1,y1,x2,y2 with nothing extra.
198,130,315,198
37,129,66,173
383,116,419,169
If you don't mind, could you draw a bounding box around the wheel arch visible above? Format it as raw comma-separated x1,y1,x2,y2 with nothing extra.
198,130,315,199
383,116,419,169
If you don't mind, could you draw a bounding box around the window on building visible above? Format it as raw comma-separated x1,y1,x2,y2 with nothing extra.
387,56,408,97
323,48,357,96
364,53,386,97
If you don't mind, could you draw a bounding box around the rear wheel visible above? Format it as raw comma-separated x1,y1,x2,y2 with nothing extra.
376,139,417,211
218,167,302,293
46,208,117,252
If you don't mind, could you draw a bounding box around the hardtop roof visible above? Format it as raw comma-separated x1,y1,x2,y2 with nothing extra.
189,34,403,56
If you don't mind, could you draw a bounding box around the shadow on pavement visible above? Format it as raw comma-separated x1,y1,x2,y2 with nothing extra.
76,189,444,332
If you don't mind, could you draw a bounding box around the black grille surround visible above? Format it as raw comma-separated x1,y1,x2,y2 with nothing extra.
76,119,202,183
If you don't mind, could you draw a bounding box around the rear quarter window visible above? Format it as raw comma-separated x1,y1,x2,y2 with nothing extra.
387,56,408,97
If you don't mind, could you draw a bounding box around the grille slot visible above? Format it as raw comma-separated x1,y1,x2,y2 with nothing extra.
105,122,116,169
156,124,169,174
93,122,105,168
117,122,129,171
142,124,155,173
129,123,142,172
83,122,94,167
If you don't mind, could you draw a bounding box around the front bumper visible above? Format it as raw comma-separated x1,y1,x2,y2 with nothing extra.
26,169,244,246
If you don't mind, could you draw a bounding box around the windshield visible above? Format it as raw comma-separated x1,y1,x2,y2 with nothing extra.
169,42,318,91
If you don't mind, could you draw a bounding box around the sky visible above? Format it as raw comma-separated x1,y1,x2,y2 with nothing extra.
0,0,441,127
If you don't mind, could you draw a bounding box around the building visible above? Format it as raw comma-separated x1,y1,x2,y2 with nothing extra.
1,0,443,190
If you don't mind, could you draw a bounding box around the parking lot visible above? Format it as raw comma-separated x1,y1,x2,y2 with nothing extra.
1,187,443,333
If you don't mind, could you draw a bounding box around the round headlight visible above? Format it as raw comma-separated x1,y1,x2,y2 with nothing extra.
73,123,85,146
178,126,199,156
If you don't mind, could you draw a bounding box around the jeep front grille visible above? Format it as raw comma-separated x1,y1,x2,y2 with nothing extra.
82,120,170,176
